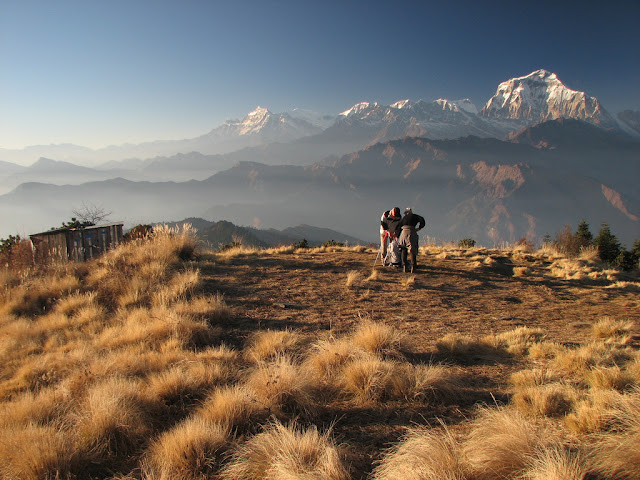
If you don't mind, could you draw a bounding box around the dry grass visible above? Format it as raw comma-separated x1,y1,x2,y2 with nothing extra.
350,319,408,357
591,317,634,341
1,229,639,479
511,383,578,417
197,384,263,429
520,446,587,480
73,377,154,458
222,420,349,480
588,391,640,479
463,406,560,480
142,417,229,480
244,355,318,416
346,270,361,289
244,329,302,362
372,426,466,480
0,423,77,480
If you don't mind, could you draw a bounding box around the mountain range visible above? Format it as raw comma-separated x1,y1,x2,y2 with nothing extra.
0,69,638,246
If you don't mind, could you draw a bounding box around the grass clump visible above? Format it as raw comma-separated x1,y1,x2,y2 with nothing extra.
372,426,466,480
143,417,229,480
222,420,349,480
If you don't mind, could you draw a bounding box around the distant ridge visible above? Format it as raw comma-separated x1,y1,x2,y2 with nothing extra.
161,218,367,248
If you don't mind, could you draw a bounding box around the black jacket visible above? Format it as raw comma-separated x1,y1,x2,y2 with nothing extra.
400,212,426,230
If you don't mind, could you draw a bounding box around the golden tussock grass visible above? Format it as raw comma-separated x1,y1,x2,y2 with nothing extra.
588,391,640,479
0,423,77,480
244,328,303,363
494,326,546,355
0,386,74,429
145,361,229,412
511,383,578,418
401,274,416,288
339,354,395,404
509,368,559,389
222,420,349,480
462,406,560,480
345,270,361,289
520,445,587,480
303,337,362,380
244,355,317,416
528,341,564,360
197,384,263,429
563,389,622,434
584,364,637,391
366,268,381,282
591,317,634,341
513,266,531,277
372,426,466,480
350,319,409,357
435,332,506,362
142,417,230,480
338,355,459,405
550,342,634,379
73,376,156,458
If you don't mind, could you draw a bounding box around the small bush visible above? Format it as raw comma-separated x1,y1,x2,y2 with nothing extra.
322,239,344,248
458,238,476,248
294,238,309,249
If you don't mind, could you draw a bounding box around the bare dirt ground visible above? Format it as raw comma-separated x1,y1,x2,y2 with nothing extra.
198,247,640,478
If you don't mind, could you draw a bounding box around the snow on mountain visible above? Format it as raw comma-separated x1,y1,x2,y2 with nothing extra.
450,99,478,114
334,98,502,140
287,108,335,129
479,69,617,128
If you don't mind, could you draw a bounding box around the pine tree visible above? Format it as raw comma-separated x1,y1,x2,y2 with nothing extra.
594,223,621,264
574,219,593,249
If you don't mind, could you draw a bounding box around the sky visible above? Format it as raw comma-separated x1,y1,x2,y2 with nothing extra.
1,0,638,150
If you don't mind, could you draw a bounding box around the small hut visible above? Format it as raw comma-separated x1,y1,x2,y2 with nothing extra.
30,222,124,263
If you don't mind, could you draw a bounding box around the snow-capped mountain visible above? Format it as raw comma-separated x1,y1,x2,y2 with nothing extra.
479,69,617,128
331,98,502,142
204,106,323,142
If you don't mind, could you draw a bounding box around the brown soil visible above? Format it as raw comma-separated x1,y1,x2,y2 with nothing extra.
199,248,640,478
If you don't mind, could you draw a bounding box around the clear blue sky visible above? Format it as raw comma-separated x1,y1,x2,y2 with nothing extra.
1,0,638,149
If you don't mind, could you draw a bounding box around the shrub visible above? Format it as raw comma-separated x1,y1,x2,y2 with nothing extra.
594,223,621,264
574,219,593,249
553,224,580,257
294,238,309,249
123,224,153,242
614,249,637,271
458,238,476,248
322,239,344,247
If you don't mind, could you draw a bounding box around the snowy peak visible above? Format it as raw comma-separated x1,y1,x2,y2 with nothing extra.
480,69,616,127
237,106,272,135
340,102,380,117
210,106,322,141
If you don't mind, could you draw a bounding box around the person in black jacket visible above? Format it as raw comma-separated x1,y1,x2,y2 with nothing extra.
398,207,426,273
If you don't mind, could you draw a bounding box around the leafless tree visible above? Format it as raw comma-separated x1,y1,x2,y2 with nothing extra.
72,203,112,226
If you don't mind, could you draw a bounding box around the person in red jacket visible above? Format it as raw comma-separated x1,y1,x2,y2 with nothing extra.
398,207,426,273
